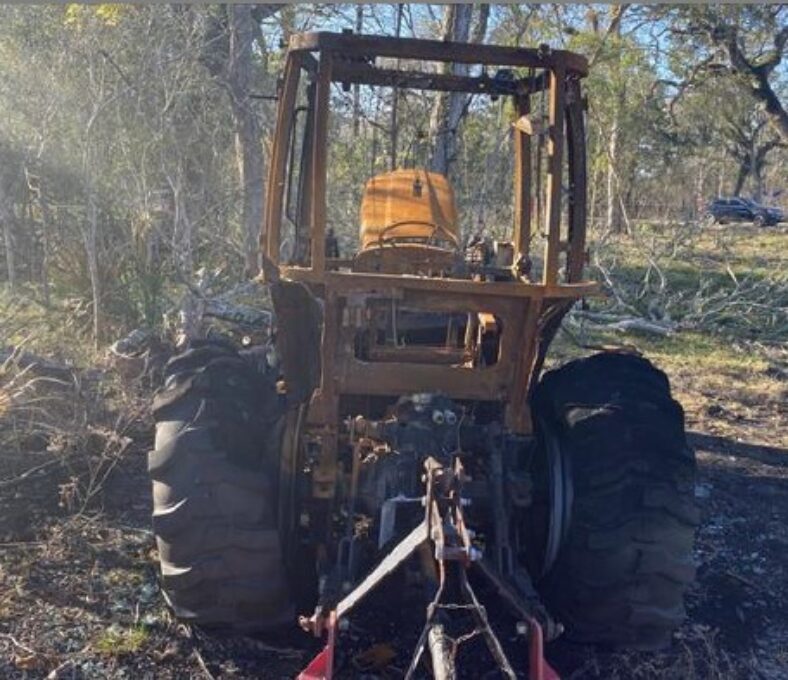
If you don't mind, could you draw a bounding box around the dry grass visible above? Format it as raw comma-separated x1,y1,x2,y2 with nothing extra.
587,223,788,343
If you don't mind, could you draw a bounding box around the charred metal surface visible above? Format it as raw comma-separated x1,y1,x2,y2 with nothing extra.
333,62,530,96
262,30,594,679
287,31,589,76
270,279,322,405
566,78,588,283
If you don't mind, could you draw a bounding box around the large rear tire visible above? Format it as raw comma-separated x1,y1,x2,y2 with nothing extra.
150,339,293,630
530,352,698,649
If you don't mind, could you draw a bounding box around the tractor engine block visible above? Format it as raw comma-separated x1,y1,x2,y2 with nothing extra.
353,393,463,519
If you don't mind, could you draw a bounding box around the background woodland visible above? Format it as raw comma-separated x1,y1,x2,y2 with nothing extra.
0,3,786,350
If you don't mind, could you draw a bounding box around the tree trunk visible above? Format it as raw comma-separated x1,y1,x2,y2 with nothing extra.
352,4,363,135
428,4,475,175
471,4,491,44
694,159,707,220
606,122,621,232
752,166,764,203
389,3,404,170
167,170,194,276
80,50,104,348
85,184,101,347
38,184,53,307
752,139,783,203
759,83,788,141
0,179,16,290
588,162,601,231
605,8,625,233
732,161,748,196
228,5,265,277
721,33,788,142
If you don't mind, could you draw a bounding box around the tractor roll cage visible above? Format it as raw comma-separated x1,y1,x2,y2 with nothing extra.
264,31,589,285
262,32,595,446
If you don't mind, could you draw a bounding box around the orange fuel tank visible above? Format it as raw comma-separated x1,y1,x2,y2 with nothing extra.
359,169,459,250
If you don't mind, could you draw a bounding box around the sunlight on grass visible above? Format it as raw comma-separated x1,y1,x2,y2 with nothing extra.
549,318,787,450
93,625,149,656
0,289,100,365
103,568,145,587
584,222,787,343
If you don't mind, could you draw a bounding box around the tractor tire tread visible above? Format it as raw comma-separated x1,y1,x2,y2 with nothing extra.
150,339,292,631
532,352,698,650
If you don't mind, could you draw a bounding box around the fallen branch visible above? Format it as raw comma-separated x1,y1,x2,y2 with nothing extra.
46,660,74,680
603,318,675,336
0,347,75,380
571,310,676,336
192,647,216,680
0,457,65,489
0,632,39,657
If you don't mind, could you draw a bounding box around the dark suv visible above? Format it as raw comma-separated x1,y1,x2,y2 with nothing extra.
705,197,783,227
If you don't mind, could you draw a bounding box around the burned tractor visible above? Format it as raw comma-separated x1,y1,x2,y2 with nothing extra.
150,32,698,678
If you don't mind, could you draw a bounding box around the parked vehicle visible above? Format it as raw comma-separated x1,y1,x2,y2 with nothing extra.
704,197,783,227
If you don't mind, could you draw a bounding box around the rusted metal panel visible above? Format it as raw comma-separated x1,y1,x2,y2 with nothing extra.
505,298,542,433
263,52,302,263
351,244,460,276
543,65,566,286
566,79,587,283
288,31,589,76
310,52,332,274
333,61,526,96
339,359,511,401
513,94,532,267
271,279,322,404
367,345,470,364
394,291,522,316
283,268,598,300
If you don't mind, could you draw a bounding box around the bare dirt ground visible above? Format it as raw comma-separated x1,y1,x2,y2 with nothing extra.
1,334,786,680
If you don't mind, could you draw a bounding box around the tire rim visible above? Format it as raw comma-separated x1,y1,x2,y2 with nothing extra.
540,426,573,577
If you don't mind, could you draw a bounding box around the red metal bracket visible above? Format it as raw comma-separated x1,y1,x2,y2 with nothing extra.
295,455,562,680
297,612,336,680
528,618,560,680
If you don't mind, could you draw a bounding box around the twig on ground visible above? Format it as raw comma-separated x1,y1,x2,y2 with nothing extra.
0,540,46,550
0,632,39,656
0,457,64,489
192,647,217,680
244,637,304,659
46,659,74,679
725,570,765,592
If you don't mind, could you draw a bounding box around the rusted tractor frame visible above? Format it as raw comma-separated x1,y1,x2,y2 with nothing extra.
261,31,594,679
264,31,592,474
